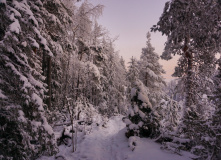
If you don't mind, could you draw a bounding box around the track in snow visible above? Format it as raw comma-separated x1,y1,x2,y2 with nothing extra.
73,116,126,160
39,115,192,160
72,116,191,160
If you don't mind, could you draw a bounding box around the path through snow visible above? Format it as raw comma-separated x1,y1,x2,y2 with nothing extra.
39,116,192,160
72,116,126,160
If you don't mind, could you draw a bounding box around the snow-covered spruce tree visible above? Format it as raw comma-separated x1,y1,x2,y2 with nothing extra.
152,0,221,157
39,0,78,124
125,56,139,118
152,0,221,108
126,57,139,87
0,0,57,159
125,80,160,138
125,32,166,139
169,26,216,160
125,55,161,138
138,32,165,106
166,54,216,159
99,39,127,116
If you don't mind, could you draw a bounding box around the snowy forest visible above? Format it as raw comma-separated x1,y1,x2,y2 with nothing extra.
1,0,221,160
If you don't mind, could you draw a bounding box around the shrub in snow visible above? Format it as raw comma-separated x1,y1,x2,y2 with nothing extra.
57,126,72,146
128,136,140,151
156,96,182,143
125,80,160,138
161,101,216,160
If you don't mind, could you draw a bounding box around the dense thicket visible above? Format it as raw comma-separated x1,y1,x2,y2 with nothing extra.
0,0,127,159
152,0,221,159
0,0,58,159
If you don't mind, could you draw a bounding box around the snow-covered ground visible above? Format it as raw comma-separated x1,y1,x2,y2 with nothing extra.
39,116,192,160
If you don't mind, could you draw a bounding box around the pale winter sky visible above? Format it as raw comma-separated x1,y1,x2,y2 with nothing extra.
90,0,178,81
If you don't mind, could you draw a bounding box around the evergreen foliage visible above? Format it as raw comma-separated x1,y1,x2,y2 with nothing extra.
0,0,58,159
0,0,127,159
1,0,221,159
152,0,221,159
125,33,165,139
125,80,160,138
138,32,165,106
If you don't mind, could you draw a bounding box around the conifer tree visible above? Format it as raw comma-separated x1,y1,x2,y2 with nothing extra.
152,0,221,108
152,1,221,156
0,1,57,159
125,80,160,138
138,32,165,106
125,33,165,138
126,57,139,86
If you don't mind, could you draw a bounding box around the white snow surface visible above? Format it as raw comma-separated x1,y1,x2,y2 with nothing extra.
0,89,7,99
39,115,192,160
18,110,27,123
9,18,21,34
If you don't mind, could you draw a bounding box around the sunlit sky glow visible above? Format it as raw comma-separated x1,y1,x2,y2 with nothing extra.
90,0,178,81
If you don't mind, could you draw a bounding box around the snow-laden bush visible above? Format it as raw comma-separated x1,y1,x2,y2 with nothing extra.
125,80,160,138
160,100,216,160
128,136,140,151
156,96,182,143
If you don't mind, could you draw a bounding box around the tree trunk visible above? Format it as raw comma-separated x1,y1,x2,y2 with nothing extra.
183,38,194,108
75,73,80,101
77,110,81,120
186,52,193,108
71,118,75,152
146,72,148,86
47,56,52,109
75,124,78,152
67,99,75,152
42,52,46,76
63,54,71,107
